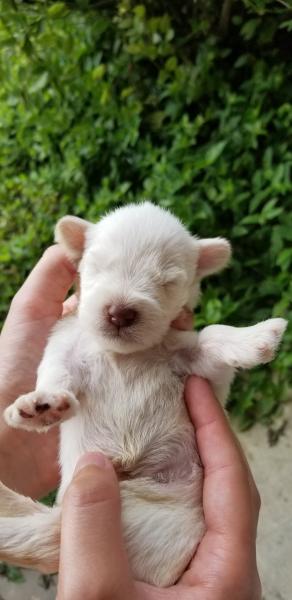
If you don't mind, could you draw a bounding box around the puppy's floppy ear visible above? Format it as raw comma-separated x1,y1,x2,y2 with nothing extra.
55,216,91,262
196,238,231,279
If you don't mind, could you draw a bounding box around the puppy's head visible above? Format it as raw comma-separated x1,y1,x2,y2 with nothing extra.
56,202,231,353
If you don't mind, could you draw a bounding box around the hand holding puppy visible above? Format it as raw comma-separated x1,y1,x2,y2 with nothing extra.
0,246,76,498
58,378,261,600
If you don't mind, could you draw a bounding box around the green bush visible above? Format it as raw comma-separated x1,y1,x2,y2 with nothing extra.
0,0,291,427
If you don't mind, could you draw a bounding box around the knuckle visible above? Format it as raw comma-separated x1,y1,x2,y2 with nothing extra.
43,244,76,275
217,561,261,600
65,468,118,508
60,582,116,600
253,484,261,513
87,583,117,600
255,489,261,512
42,245,59,260
253,573,262,600
222,580,254,600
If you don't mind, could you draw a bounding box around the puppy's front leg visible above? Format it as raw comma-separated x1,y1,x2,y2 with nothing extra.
4,318,80,433
170,318,287,403
193,318,287,402
198,318,287,370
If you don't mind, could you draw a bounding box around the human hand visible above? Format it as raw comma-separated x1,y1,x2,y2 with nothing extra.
171,306,194,330
57,376,261,600
0,246,76,498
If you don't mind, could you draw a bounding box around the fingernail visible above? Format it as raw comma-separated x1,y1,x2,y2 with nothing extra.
74,452,109,473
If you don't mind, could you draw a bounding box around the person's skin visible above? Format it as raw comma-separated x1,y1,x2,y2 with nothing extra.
0,247,262,599
0,246,76,497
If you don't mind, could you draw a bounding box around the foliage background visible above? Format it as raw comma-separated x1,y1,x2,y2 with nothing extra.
0,0,291,427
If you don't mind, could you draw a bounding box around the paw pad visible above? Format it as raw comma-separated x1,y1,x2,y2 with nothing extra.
258,344,274,362
4,390,77,432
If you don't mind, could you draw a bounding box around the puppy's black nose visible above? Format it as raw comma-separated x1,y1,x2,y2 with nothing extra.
108,305,137,328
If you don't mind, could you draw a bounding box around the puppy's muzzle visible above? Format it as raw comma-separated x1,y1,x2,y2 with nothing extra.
107,305,138,329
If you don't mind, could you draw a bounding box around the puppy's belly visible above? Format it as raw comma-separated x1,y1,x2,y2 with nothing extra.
58,368,204,585
58,398,198,496
58,415,204,587
120,466,204,586
59,368,196,492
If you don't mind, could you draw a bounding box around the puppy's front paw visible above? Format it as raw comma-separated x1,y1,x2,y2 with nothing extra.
4,390,78,432
253,318,287,363
227,318,287,369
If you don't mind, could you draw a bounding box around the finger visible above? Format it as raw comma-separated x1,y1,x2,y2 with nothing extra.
238,441,261,524
135,581,177,599
185,376,245,476
187,377,260,519
171,307,194,330
62,294,78,317
58,453,134,600
11,245,76,321
182,377,258,586
0,247,76,403
185,377,254,535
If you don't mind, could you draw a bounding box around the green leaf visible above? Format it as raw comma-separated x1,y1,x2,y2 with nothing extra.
134,5,146,19
92,64,106,80
276,249,292,270
205,299,222,323
280,20,292,32
29,72,49,94
241,19,260,40
0,563,25,583
47,2,67,18
205,141,227,166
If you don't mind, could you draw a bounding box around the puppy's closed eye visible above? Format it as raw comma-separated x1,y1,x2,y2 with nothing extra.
161,268,187,291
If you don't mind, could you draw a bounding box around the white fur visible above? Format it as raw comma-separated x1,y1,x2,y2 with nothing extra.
0,202,287,586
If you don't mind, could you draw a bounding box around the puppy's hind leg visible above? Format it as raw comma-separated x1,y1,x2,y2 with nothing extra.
0,480,45,517
0,480,60,572
0,505,61,573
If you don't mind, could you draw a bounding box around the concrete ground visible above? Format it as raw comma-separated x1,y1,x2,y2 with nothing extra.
238,405,292,600
1,407,291,600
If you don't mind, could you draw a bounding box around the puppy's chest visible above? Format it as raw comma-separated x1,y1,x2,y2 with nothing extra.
60,350,194,482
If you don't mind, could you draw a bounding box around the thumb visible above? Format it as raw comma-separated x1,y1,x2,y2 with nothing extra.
57,452,134,600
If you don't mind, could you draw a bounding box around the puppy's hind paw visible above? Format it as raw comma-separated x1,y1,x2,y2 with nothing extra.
4,390,78,432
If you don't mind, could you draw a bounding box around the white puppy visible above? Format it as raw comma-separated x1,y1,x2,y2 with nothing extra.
0,202,287,586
